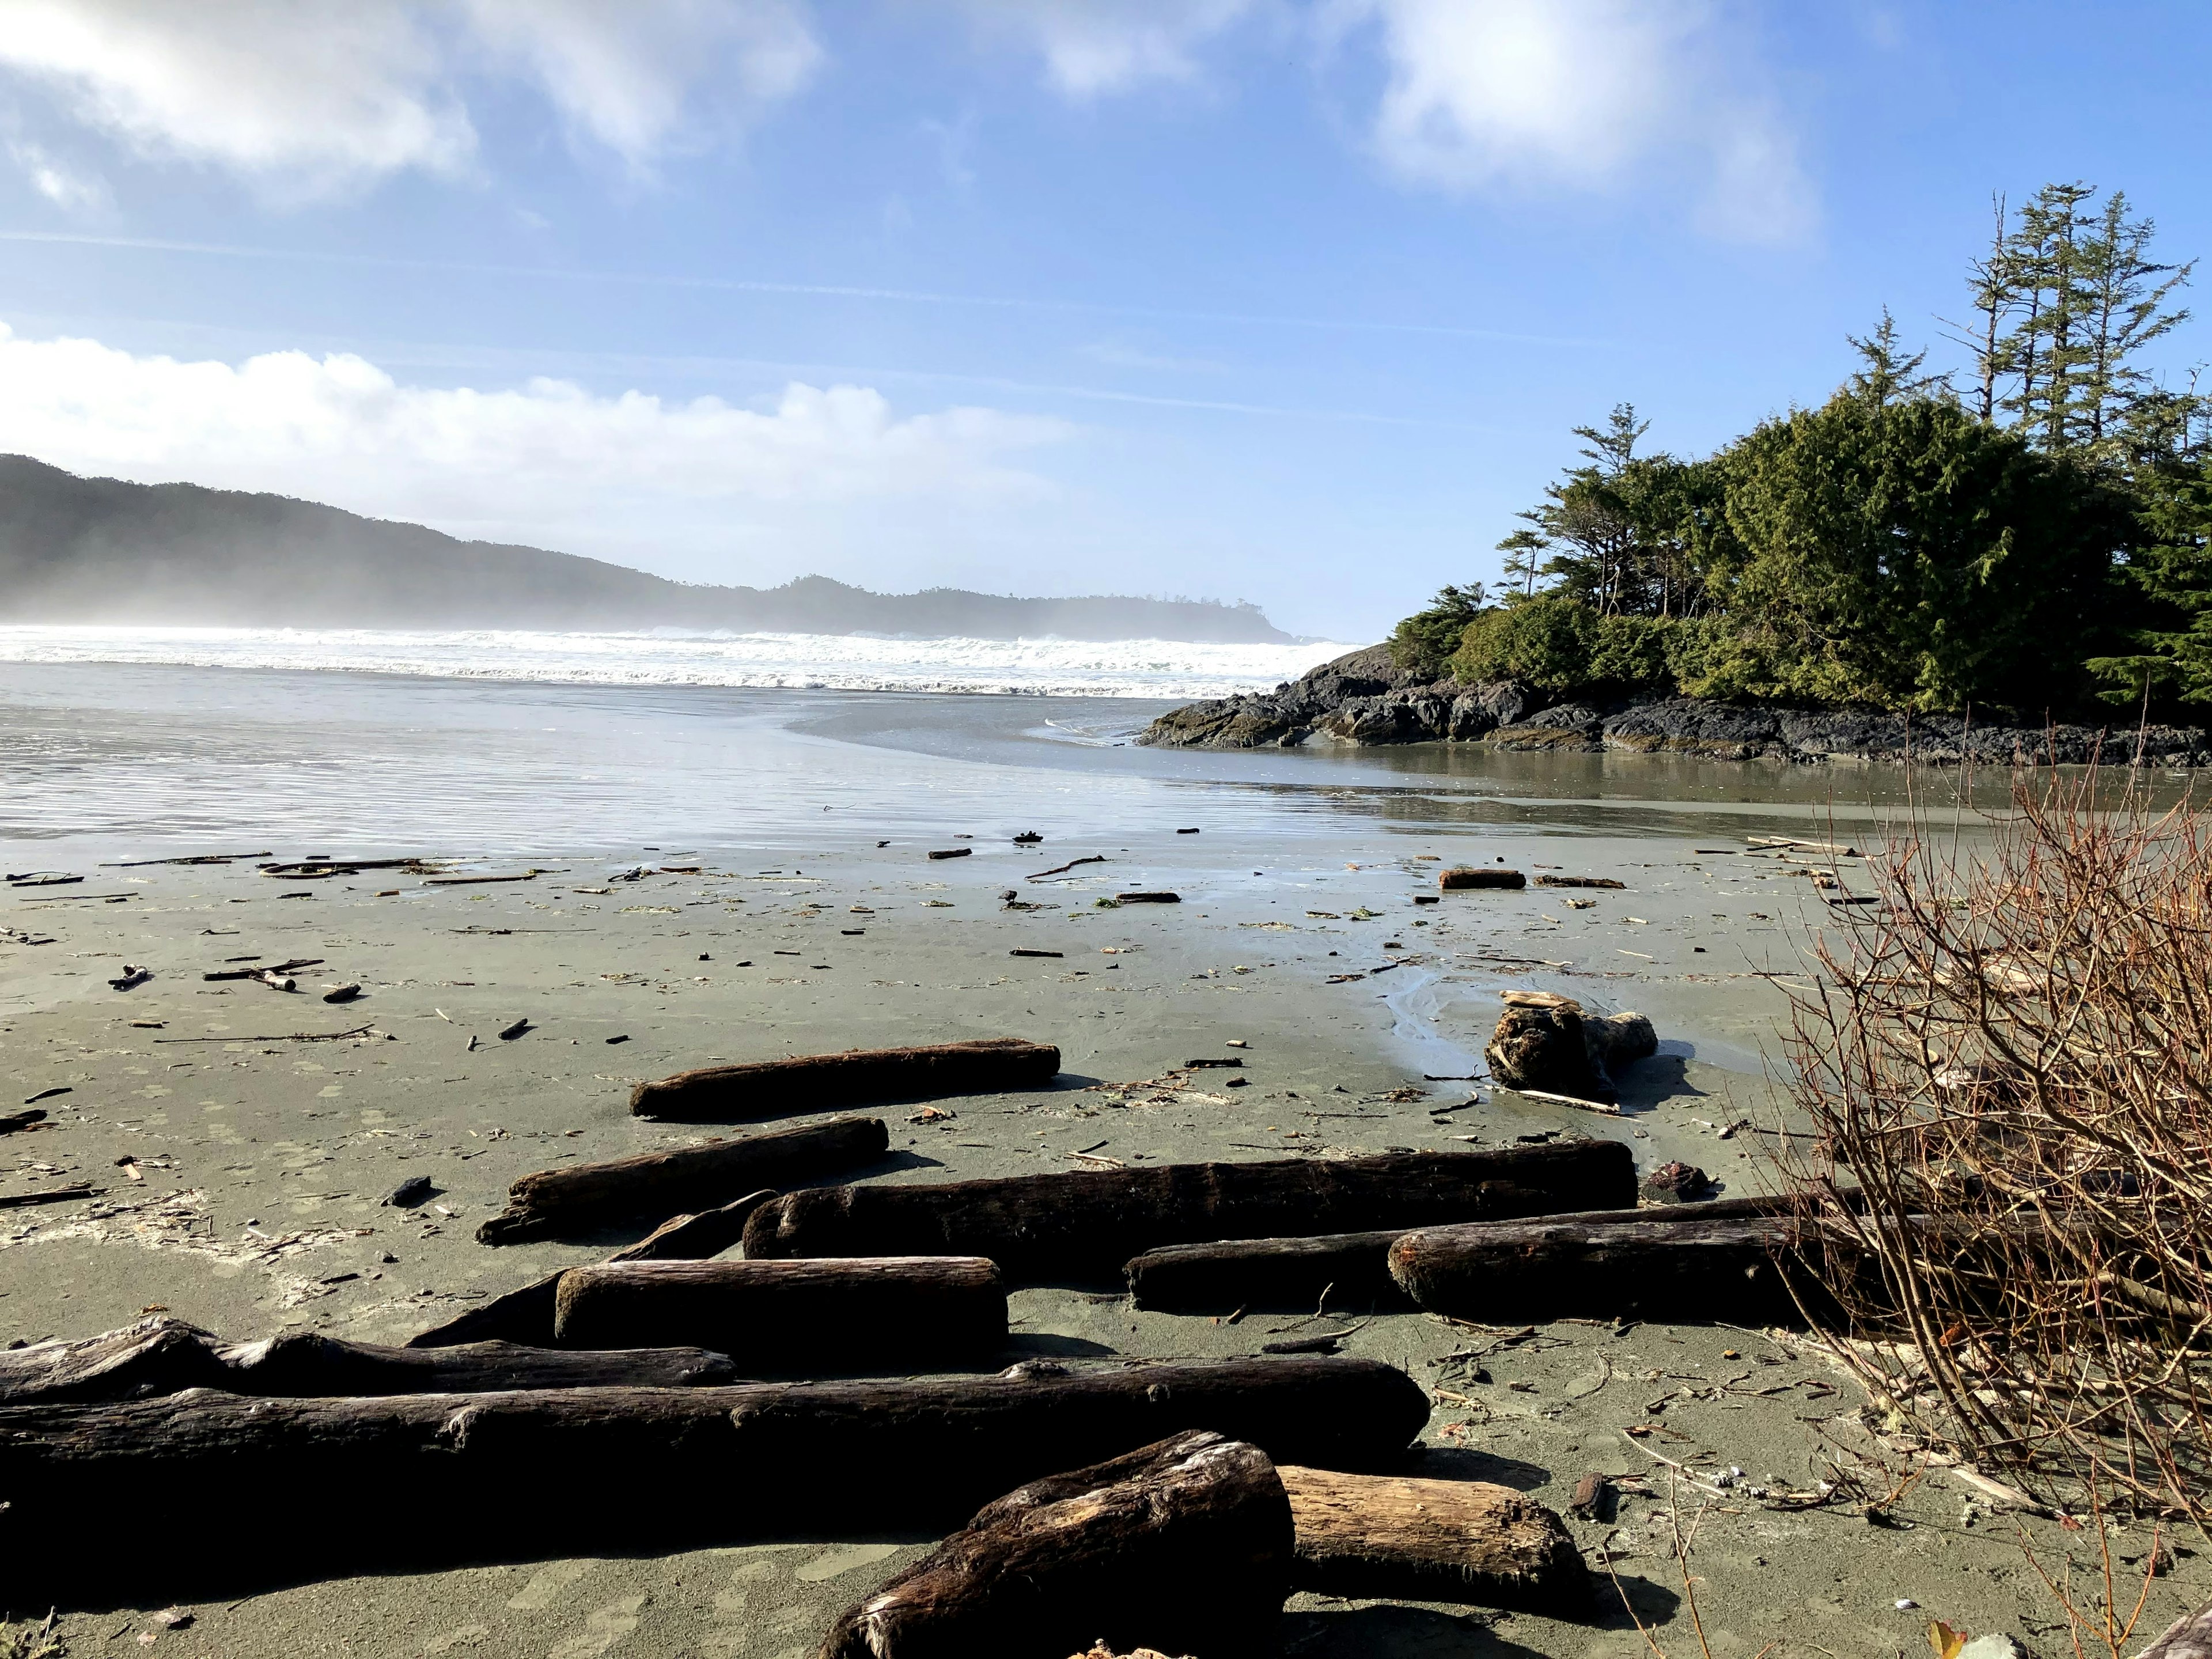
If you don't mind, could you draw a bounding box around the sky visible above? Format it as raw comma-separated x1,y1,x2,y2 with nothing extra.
0,2,2206,641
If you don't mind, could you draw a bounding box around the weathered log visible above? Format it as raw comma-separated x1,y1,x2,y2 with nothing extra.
1389,1215,1809,1323
0,1316,736,1405
1441,868,1524,889
0,1357,1429,1597
2138,1603,2212,1659
1533,875,1624,889
477,1116,889,1244
630,1038,1060,1121
408,1190,775,1348
1486,992,1655,1103
1124,1195,1792,1312
743,1141,1635,1284
819,1430,1291,1659
555,1256,1006,1371
1281,1465,1587,1611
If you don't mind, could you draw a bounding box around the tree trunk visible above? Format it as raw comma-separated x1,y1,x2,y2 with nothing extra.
477,1116,889,1244
407,1190,775,1347
741,1141,1634,1285
1281,1466,1586,1612
818,1430,1290,1659
1388,1216,1809,1323
630,1039,1060,1121
0,1357,1429,1600
0,1316,736,1405
554,1256,1006,1372
1124,1195,1792,1313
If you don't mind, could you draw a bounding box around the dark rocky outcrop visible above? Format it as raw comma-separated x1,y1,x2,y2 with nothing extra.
1139,649,2211,767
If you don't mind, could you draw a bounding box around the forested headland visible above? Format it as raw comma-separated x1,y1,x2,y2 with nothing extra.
1391,182,2211,722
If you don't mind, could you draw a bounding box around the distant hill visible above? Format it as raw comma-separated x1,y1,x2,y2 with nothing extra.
0,456,1291,643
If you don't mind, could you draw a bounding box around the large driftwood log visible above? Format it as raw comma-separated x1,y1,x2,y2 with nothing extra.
1485,992,1656,1103
1124,1195,1792,1313
1388,1215,1808,1323
408,1189,775,1349
0,1316,736,1406
631,1037,1060,1120
2139,1604,2212,1659
742,1141,1634,1284
1281,1466,1586,1611
555,1256,1006,1371
478,1116,889,1244
819,1430,1291,1659
0,1357,1429,1598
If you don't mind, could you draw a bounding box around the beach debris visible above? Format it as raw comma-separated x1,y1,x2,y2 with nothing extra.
1567,1472,1613,1521
0,1108,48,1135
928,848,973,861
383,1176,436,1208
818,1431,1290,1659
1484,991,1656,1104
204,957,324,982
2127,1601,2212,1659
108,964,154,991
422,870,543,886
477,1116,890,1244
1642,1161,1714,1203
1176,827,1201,834
22,1086,70,1104
5,873,81,887
1115,891,1181,904
554,1256,1007,1371
1747,835,1860,857
321,983,363,1003
1011,948,1065,958
1029,856,1107,880
1285,1465,1586,1611
0,1185,101,1209
1440,868,1525,890
497,1017,531,1040
743,1141,1634,1284
3,1358,1427,1599
1413,894,1440,905
1536,874,1626,889
629,1037,1060,1122
1013,831,1043,844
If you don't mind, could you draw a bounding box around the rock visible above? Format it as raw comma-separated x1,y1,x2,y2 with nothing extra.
382,1176,435,1208
1641,1161,1712,1203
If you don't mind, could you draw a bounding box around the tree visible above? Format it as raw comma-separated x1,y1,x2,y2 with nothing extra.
1385,583,1488,679
1846,309,1949,407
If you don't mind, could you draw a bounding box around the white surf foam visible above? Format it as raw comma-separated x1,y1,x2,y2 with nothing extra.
0,624,1360,699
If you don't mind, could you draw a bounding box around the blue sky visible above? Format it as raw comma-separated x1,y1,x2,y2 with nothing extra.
0,1,2205,641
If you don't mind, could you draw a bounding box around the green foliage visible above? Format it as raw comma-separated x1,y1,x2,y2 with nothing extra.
1448,596,1684,694
1386,583,1486,678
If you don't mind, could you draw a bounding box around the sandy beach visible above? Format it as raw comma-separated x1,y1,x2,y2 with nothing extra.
5,804,2199,1658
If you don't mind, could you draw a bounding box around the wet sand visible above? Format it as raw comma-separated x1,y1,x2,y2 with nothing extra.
2,829,2199,1657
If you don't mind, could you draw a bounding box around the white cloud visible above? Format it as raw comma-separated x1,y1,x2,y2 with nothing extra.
0,0,821,198
6,138,106,209
0,322,1068,566
955,0,1256,97
1333,0,1812,241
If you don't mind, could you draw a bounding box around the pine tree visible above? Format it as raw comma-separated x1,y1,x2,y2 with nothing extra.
2078,191,2194,456
1938,194,2016,423
1847,308,1948,406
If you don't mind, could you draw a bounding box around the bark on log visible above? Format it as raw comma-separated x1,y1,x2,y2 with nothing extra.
477,1116,889,1244
630,1038,1060,1121
1441,868,1525,889
1124,1195,1794,1312
819,1430,1291,1659
407,1190,775,1348
1281,1466,1587,1612
554,1257,1006,1372
2137,1604,2212,1659
742,1141,1634,1285
0,1357,1429,1599
0,1316,736,1405
1389,1216,1810,1323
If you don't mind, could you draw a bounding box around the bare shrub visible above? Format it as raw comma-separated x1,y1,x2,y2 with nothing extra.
1779,763,2212,1516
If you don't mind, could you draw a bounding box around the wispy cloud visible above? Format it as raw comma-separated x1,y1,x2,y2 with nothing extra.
951,0,1257,97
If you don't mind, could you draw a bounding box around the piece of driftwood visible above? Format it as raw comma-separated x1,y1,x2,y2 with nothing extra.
1441,868,1525,890
203,957,324,981
744,1141,1635,1284
630,1038,1060,1120
0,1316,736,1406
1281,1466,1586,1611
0,1184,99,1209
1389,1215,1809,1323
1534,875,1625,889
555,1256,1006,1371
2137,1603,2212,1659
1113,891,1180,904
1123,1195,1793,1312
1028,855,1105,880
407,1189,776,1347
1486,991,1656,1103
0,1357,1428,1597
819,1430,1291,1659
0,1108,46,1134
927,848,972,860
478,1116,889,1244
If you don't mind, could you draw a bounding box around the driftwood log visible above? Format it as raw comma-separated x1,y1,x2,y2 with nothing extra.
630,1038,1060,1121
1124,1195,1792,1313
0,1357,1428,1598
1485,992,1656,1103
555,1256,1006,1372
0,1316,736,1406
2139,1604,2212,1659
477,1117,888,1244
819,1430,1291,1659
742,1141,1634,1284
1389,1215,1810,1323
409,1189,776,1348
1282,1466,1586,1611
1441,868,1524,889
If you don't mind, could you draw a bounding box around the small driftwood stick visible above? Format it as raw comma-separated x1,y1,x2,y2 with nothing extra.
742,1141,1635,1285
555,1256,1006,1372
1282,1465,1588,1611
819,1430,1291,1659
630,1038,1059,1121
476,1116,889,1244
